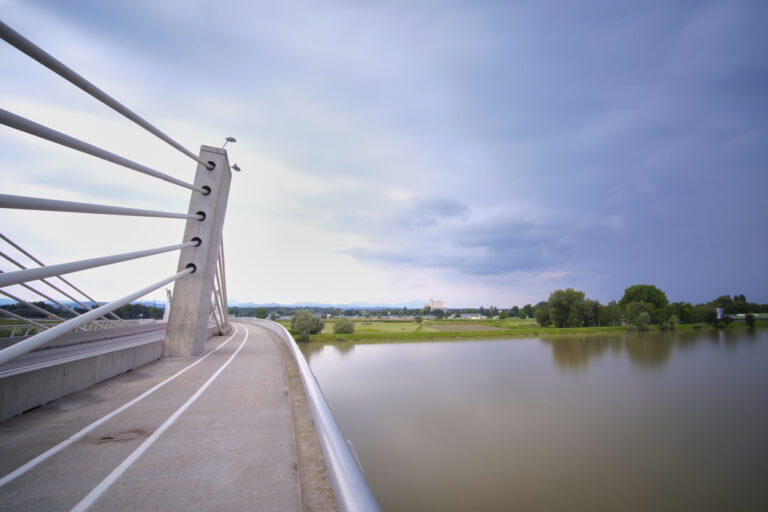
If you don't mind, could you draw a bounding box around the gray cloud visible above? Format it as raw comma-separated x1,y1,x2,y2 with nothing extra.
5,0,767,304
343,209,627,278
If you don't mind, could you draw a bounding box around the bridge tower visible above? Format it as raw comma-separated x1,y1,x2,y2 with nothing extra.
164,146,232,356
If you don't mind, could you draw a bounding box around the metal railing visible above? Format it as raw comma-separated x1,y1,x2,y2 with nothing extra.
250,319,381,512
0,20,230,364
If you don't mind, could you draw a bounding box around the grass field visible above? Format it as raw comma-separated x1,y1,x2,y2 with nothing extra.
429,323,507,332
274,317,766,343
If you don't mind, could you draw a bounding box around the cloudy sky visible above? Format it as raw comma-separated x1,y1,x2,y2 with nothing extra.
1,0,766,308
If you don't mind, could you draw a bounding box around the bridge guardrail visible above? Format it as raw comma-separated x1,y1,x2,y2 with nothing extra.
248,319,381,512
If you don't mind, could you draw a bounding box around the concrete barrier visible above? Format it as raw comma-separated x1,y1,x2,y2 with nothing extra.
0,323,166,351
0,339,163,423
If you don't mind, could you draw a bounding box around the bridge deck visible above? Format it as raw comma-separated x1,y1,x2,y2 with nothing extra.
0,322,337,511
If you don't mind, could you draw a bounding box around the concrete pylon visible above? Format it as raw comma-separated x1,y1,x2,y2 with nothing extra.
164,146,232,356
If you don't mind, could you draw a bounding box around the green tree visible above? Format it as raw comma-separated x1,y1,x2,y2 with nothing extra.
599,300,622,326
693,304,717,323
619,284,668,323
745,313,755,329
668,302,694,324
712,295,737,315
625,301,655,326
499,311,508,320
291,309,324,342
567,301,586,327
521,304,534,318
667,314,679,330
583,299,602,327
534,307,552,327
619,284,669,310
255,307,267,319
636,312,651,331
334,318,355,334
548,288,586,328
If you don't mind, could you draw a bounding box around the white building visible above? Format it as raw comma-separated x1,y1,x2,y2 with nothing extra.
426,298,444,310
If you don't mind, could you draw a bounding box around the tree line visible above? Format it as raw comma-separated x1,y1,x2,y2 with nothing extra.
2,301,164,320
528,285,767,330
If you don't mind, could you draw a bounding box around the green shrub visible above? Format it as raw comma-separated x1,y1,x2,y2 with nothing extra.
291,310,324,342
534,308,552,327
668,314,679,330
626,324,638,333
745,313,755,328
334,318,355,334
636,312,651,331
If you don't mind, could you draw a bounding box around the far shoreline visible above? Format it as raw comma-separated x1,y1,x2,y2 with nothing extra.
297,321,765,344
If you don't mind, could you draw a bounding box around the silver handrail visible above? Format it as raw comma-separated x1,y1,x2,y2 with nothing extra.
251,319,381,512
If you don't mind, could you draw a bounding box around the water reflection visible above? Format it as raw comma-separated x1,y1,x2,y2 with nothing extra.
541,329,760,370
301,340,355,364
302,330,768,512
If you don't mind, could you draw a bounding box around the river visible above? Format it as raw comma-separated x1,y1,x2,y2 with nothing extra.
301,329,768,511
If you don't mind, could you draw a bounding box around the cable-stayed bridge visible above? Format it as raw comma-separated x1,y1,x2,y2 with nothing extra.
0,21,378,512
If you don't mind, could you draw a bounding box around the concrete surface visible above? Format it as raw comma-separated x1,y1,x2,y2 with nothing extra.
0,331,165,423
0,322,165,351
0,322,337,511
165,146,232,357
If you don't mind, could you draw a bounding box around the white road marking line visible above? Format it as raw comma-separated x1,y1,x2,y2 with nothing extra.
71,326,251,511
0,325,242,488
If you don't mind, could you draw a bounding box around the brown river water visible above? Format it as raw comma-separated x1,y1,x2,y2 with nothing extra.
301,329,768,511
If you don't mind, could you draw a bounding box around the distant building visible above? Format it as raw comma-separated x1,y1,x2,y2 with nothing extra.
425,298,444,310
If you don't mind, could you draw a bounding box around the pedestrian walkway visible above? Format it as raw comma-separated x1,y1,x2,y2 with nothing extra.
0,323,337,511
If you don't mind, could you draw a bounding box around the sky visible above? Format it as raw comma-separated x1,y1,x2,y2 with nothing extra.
1,0,767,308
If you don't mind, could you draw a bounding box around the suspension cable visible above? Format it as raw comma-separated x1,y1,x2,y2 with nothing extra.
0,267,195,366
0,109,207,194
0,240,199,288
0,194,203,220
0,20,213,170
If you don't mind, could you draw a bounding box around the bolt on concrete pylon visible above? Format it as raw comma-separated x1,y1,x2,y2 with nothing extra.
164,146,232,357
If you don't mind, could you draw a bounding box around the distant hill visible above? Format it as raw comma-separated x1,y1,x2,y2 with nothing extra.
227,300,426,310
0,298,426,310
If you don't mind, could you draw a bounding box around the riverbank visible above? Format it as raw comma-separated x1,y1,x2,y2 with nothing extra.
281,318,766,343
